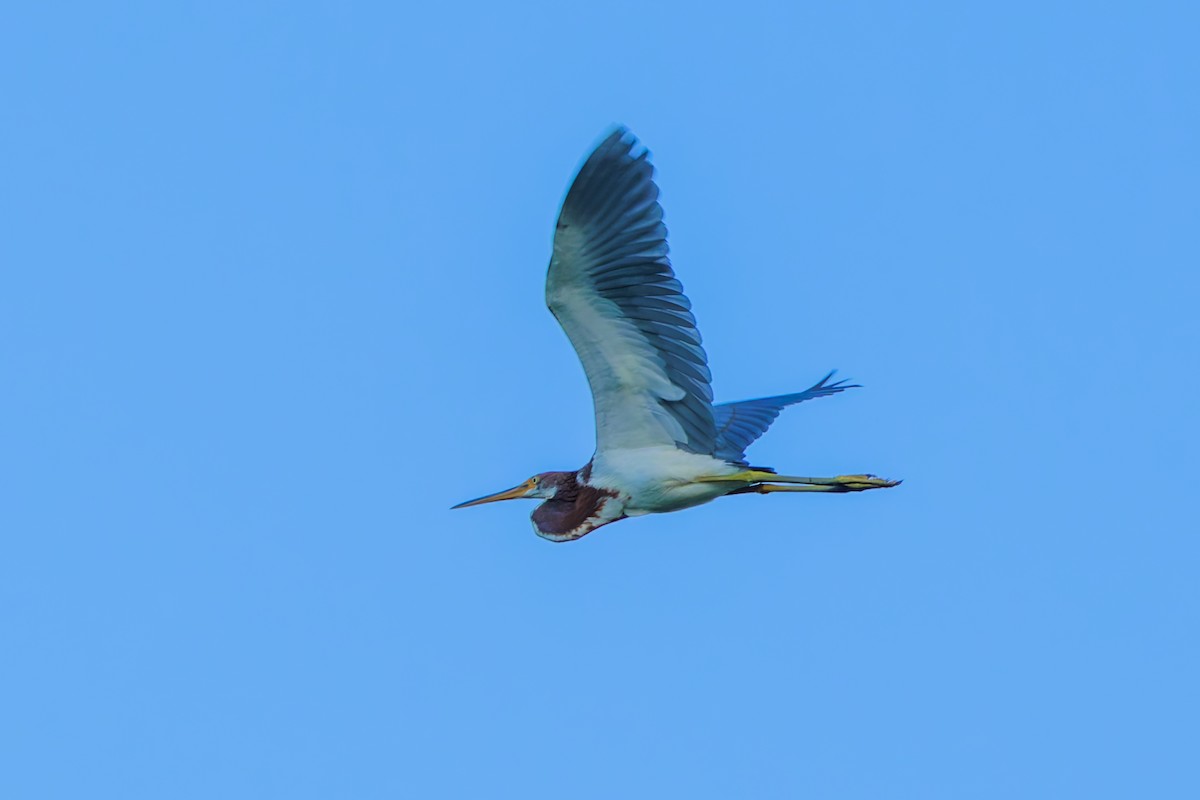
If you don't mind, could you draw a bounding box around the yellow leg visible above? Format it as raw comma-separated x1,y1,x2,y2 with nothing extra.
697,469,779,484
728,483,848,494
701,471,901,490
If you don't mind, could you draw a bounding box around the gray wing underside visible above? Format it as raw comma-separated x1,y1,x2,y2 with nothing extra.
546,128,716,455
713,372,858,465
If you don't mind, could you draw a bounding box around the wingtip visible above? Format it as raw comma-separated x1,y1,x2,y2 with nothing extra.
811,370,861,393
600,123,628,143
594,124,646,160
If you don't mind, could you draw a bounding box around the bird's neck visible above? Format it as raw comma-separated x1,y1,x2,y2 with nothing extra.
531,461,624,542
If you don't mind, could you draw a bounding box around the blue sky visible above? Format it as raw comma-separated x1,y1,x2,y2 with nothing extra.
2,1,1197,797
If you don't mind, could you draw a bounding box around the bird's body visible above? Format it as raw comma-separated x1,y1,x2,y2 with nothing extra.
592,446,742,515
454,127,899,541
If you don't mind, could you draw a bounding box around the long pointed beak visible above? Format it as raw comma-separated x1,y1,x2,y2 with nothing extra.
451,480,533,509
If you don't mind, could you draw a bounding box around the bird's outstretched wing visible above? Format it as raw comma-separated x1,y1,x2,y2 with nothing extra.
547,128,716,455
711,372,858,465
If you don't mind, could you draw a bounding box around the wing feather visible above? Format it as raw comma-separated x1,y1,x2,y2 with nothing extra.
546,128,716,455
712,372,859,464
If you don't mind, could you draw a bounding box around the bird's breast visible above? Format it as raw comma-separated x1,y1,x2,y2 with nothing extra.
531,485,625,542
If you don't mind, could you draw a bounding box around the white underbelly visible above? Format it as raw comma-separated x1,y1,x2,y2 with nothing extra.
590,446,743,515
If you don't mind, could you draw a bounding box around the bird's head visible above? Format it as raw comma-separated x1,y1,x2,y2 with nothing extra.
451,472,568,509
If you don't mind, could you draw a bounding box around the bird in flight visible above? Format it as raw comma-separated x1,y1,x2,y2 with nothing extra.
454,127,899,541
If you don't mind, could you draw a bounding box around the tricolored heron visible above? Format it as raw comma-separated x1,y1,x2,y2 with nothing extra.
454,127,899,541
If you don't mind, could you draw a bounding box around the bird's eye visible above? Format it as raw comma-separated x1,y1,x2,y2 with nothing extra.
531,476,540,485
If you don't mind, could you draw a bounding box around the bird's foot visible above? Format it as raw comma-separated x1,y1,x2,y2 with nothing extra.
831,474,901,491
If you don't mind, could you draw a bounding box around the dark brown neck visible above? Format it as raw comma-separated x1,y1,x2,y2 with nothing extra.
531,461,620,542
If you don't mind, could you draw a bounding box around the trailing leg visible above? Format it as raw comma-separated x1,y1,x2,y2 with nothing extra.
727,483,852,495
702,471,901,491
